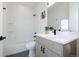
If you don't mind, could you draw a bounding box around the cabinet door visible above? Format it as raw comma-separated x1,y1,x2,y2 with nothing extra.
36,42,59,57
45,47,59,57
36,42,45,57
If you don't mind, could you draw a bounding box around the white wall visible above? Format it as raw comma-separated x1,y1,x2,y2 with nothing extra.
3,2,35,56
0,2,3,35
47,2,69,30
69,3,79,32
34,2,48,34
0,2,3,57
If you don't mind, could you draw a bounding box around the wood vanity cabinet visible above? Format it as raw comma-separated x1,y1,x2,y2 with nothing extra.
36,36,77,57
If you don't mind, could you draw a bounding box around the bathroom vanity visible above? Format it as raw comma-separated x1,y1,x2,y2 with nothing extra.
36,32,79,57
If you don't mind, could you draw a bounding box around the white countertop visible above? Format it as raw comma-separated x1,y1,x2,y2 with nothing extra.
36,32,79,45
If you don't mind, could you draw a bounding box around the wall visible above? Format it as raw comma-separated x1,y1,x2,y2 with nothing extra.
34,2,48,34
47,2,69,30
0,2,3,57
3,2,35,56
0,2,3,35
69,3,79,32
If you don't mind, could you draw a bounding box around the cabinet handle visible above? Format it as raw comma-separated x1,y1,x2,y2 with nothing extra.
41,46,43,51
43,48,45,54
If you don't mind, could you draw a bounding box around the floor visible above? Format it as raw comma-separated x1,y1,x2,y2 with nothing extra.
7,50,29,57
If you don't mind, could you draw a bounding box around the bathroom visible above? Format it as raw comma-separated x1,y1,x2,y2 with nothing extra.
0,2,79,57
0,2,48,57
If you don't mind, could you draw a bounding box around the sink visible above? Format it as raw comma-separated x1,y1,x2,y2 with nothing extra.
36,32,79,45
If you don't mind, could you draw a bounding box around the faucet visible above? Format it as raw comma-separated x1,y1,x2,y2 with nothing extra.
54,29,56,35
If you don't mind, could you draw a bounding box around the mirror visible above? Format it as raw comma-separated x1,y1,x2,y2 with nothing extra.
47,2,69,31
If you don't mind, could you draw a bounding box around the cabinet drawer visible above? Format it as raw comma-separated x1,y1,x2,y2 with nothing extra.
36,36,63,56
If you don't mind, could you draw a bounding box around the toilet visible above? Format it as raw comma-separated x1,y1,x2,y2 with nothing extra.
26,41,36,57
